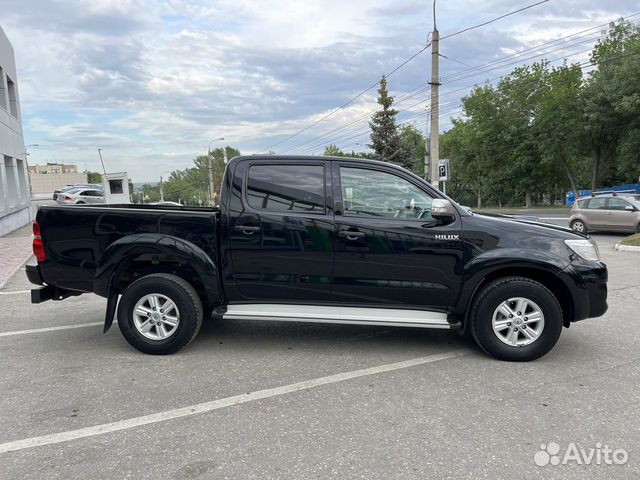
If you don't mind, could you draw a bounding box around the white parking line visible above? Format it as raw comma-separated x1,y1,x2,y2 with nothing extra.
538,217,569,221
0,322,104,337
0,290,31,295
0,349,470,454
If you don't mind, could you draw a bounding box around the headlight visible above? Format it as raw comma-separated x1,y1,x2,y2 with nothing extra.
565,239,600,261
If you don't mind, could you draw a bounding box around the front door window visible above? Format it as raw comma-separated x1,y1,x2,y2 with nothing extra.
339,167,434,221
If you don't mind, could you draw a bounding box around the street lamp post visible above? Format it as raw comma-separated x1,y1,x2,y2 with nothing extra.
24,144,39,201
207,137,224,206
97,148,107,174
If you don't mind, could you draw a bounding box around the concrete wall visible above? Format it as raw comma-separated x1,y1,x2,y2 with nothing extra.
29,172,88,194
0,25,30,236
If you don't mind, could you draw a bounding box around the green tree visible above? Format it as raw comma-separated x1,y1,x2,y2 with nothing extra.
369,75,405,166
323,145,346,156
398,124,427,175
87,171,102,184
581,19,640,188
535,63,584,197
161,146,242,205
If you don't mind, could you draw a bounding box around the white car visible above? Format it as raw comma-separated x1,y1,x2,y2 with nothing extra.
55,187,105,205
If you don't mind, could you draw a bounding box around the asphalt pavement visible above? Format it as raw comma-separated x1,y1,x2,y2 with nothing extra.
0,213,638,479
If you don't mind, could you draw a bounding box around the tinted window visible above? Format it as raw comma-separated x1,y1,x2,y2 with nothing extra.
587,197,606,209
340,167,433,220
576,199,589,209
247,164,324,212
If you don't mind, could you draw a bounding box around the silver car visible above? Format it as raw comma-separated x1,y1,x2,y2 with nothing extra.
570,195,640,234
55,187,105,205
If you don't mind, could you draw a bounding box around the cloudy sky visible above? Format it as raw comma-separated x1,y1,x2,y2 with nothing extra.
1,0,637,181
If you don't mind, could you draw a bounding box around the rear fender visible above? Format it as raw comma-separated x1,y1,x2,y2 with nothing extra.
94,234,221,332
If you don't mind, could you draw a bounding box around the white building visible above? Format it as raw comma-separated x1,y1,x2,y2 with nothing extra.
0,25,30,236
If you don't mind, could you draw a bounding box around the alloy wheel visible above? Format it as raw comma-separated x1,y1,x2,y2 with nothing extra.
132,293,180,340
492,297,545,347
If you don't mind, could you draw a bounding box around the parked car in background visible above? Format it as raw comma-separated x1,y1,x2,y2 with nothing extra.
55,187,105,205
570,194,640,234
53,184,102,201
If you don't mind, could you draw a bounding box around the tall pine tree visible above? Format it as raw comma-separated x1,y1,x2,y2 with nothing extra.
368,75,404,165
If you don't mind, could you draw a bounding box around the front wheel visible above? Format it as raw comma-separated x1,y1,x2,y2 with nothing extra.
117,273,203,354
470,277,563,361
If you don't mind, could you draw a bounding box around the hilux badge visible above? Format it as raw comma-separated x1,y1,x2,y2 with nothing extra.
435,234,459,240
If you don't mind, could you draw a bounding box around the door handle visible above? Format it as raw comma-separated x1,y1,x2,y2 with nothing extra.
234,225,261,235
338,230,366,241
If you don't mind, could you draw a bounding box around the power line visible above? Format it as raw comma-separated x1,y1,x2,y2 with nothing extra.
258,44,432,154
264,5,635,158
440,0,551,40
303,12,640,154
279,83,429,154
305,39,620,154
259,0,556,154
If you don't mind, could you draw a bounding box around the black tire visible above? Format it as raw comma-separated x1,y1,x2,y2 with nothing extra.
570,219,587,234
470,277,563,362
117,273,203,354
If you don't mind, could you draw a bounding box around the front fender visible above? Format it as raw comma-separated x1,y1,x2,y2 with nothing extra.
453,247,570,316
94,233,221,306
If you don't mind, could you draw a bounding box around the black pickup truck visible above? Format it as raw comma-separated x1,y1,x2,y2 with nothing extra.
26,156,608,361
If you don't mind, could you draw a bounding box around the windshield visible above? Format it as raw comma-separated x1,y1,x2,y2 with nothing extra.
628,198,640,209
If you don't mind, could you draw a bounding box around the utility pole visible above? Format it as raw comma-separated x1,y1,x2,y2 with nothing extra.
159,176,164,201
428,0,440,188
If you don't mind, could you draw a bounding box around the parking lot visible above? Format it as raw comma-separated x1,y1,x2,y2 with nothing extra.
0,228,639,479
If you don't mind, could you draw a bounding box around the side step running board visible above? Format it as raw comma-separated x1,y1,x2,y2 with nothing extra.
223,304,458,329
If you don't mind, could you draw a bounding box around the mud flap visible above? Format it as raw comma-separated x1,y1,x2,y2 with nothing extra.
103,294,119,333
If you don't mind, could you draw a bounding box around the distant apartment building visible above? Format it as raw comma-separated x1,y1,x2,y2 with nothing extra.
28,163,78,174
28,162,88,194
0,25,30,236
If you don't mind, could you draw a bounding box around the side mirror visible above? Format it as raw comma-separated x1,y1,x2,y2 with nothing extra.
431,199,456,221
625,205,635,212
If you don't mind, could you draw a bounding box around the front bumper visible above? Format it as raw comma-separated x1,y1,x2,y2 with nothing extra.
558,260,608,322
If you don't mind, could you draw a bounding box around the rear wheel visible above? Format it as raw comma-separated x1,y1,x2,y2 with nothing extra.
570,219,587,234
117,273,203,354
470,277,563,361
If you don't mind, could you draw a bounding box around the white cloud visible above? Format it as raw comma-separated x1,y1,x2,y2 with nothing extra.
0,0,637,180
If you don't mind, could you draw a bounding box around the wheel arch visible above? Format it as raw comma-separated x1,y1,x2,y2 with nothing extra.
458,266,575,332
94,234,222,332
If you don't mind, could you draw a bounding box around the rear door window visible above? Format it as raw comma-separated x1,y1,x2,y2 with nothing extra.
246,164,325,213
587,197,606,209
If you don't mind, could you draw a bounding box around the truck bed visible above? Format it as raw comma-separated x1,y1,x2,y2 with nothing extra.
35,204,219,293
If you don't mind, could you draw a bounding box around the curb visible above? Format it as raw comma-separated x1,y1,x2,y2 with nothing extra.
0,253,33,290
614,243,640,253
